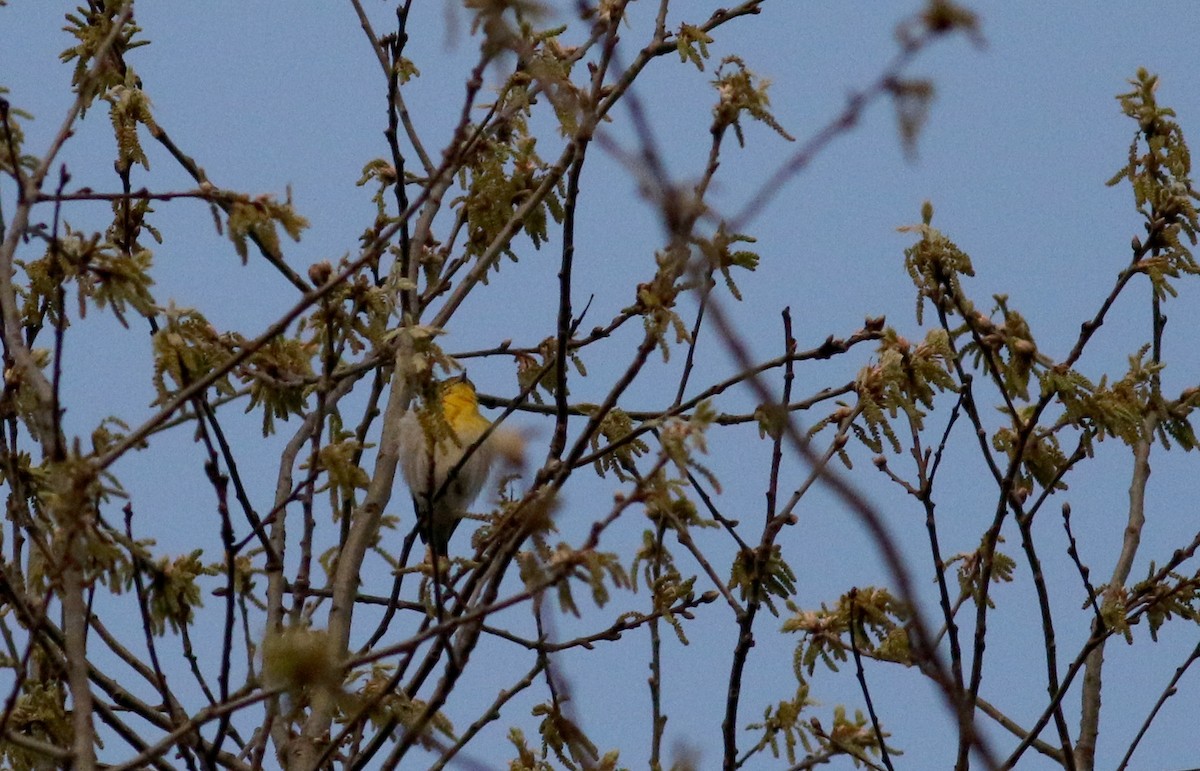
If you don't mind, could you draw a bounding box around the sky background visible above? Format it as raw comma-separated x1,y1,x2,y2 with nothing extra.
3,2,1200,769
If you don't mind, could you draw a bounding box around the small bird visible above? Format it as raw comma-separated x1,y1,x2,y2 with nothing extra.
396,375,494,557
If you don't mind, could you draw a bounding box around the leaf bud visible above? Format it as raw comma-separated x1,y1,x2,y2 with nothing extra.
307,260,333,286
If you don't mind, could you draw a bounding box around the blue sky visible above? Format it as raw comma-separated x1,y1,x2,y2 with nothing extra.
3,2,1200,769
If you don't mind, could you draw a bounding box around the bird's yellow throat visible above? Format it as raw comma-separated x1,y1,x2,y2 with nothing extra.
440,381,489,433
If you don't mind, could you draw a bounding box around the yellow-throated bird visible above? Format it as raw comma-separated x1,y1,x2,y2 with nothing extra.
397,376,494,556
